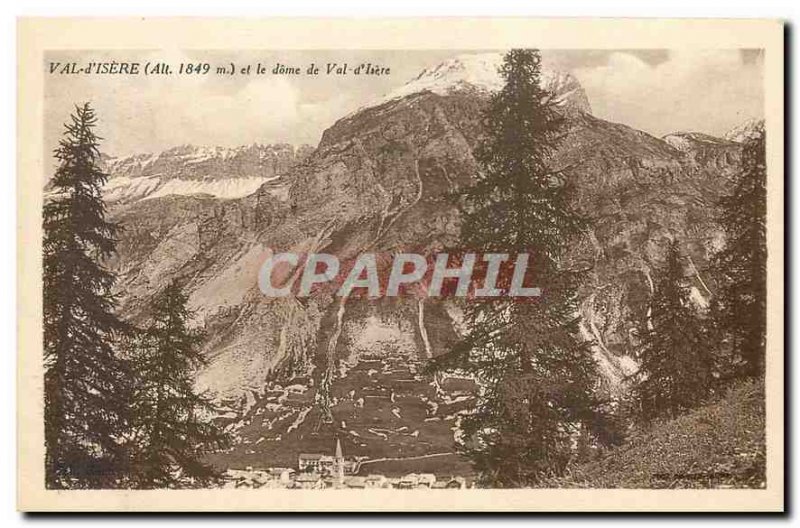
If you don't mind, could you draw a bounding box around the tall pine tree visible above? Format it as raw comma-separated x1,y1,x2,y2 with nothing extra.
712,130,767,379
126,280,229,488
429,50,601,486
43,103,128,488
634,240,714,419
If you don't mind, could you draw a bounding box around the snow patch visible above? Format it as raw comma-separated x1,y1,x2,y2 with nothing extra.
147,176,277,200
724,118,765,143
350,316,416,357
103,175,161,201
286,407,312,433
104,174,277,202
689,286,709,309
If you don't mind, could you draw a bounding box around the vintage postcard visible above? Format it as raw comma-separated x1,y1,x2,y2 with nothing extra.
17,18,784,511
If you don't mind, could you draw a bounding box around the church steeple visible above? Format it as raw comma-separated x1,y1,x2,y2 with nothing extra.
335,437,344,486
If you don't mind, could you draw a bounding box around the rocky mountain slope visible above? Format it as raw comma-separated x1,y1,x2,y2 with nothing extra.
104,56,750,474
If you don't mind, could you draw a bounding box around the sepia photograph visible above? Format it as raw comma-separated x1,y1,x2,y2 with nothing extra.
16,17,785,512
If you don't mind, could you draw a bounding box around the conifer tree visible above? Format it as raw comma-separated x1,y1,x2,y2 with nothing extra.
712,131,767,378
634,240,714,419
429,50,600,486
43,103,128,488
127,280,229,488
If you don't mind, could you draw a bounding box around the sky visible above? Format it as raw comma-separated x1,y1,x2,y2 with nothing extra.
44,49,764,158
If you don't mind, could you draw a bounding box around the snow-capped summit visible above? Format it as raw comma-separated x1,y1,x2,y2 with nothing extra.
379,52,592,113
724,118,765,143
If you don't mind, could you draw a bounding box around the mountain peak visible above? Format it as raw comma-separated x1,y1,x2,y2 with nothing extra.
378,52,592,113
724,118,765,143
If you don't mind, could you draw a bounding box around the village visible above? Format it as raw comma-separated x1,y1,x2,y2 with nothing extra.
223,439,469,490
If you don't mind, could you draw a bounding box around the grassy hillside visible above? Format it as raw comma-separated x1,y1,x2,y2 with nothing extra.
551,379,766,489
